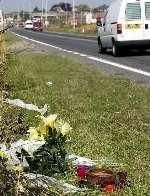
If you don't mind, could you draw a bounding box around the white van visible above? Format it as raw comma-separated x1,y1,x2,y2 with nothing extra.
24,20,33,30
97,0,150,56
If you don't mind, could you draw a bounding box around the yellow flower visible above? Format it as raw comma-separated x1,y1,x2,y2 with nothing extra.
28,127,41,141
15,165,23,172
0,151,4,158
41,114,58,128
61,122,72,135
37,125,48,136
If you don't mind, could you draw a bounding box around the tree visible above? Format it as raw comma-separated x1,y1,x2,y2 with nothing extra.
33,6,41,13
19,10,24,19
24,12,30,21
76,4,90,12
14,14,17,20
19,10,30,21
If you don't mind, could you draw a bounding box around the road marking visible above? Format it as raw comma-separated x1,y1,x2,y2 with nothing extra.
73,52,80,55
80,54,87,57
88,56,150,77
65,50,73,53
14,32,150,77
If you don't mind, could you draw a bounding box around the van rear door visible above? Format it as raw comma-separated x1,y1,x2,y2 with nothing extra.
123,1,143,41
144,1,150,39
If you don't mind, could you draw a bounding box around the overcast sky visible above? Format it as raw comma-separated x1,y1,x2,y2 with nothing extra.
0,0,111,11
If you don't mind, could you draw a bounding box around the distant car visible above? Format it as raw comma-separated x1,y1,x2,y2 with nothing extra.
33,22,43,31
18,22,24,27
24,20,33,30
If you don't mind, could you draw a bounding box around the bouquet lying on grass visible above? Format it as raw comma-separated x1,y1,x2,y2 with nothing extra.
0,113,72,177
24,114,72,175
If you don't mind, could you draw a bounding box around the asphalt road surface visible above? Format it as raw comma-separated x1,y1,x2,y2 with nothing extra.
11,28,150,84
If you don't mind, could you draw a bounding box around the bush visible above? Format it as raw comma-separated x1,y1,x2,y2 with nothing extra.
0,156,53,196
0,156,26,196
0,105,29,143
0,61,8,92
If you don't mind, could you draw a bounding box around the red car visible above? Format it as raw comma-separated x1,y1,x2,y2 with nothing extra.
33,22,43,31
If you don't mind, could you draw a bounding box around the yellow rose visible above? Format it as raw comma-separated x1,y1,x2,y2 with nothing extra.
0,151,4,158
28,127,40,141
37,125,48,136
14,165,23,172
61,122,72,135
41,114,57,128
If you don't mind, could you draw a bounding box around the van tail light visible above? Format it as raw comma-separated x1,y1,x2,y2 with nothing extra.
117,24,122,34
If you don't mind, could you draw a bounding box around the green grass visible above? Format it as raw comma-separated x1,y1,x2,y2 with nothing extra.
4,32,21,46
47,24,97,36
7,52,150,195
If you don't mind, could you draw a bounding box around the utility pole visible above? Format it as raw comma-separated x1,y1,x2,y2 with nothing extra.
42,0,44,22
22,3,24,21
28,0,31,20
73,0,75,29
45,0,48,27
81,9,83,25
65,0,68,25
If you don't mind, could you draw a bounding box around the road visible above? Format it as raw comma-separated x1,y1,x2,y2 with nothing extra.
11,28,150,83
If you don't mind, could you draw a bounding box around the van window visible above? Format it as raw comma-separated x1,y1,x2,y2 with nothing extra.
145,2,150,19
125,3,141,21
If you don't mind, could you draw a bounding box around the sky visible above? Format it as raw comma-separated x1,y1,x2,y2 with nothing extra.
0,0,111,11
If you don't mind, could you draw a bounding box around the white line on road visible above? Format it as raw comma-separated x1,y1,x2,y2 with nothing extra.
79,54,87,57
65,50,73,53
14,32,150,77
73,52,80,55
88,56,150,77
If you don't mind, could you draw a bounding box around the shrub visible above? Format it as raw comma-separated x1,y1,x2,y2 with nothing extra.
0,105,29,143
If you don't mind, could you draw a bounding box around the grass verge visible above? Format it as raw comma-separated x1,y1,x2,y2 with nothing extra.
6,42,150,194
47,24,96,36
4,31,21,46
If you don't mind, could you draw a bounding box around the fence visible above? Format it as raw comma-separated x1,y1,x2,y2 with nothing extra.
0,31,6,64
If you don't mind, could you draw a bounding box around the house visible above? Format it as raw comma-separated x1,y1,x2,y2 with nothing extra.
68,12,97,25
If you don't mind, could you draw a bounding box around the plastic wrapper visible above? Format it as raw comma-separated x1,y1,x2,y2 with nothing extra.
5,98,48,114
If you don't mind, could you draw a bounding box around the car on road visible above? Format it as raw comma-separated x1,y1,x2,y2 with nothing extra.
97,0,150,56
33,22,43,31
24,20,33,30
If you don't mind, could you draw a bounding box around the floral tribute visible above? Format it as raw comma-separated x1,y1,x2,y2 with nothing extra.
22,114,72,176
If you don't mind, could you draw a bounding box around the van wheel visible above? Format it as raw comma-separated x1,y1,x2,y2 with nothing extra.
112,41,119,57
98,41,106,54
